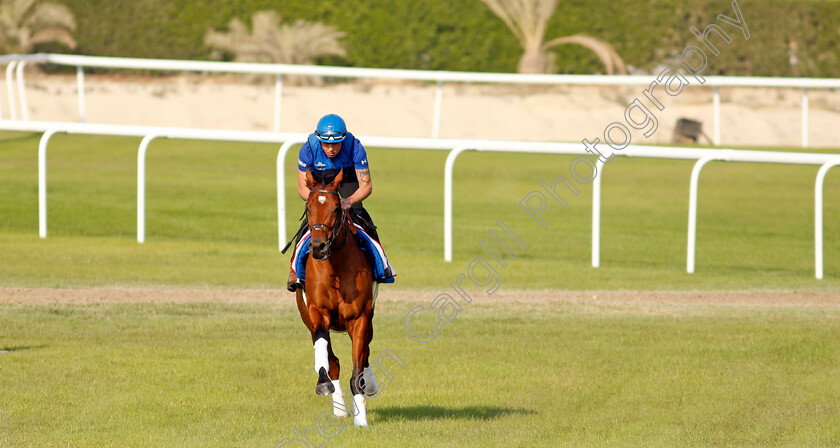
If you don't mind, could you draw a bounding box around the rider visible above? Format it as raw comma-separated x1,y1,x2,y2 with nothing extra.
286,113,393,292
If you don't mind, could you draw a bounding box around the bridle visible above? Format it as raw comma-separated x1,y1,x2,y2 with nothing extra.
307,189,349,258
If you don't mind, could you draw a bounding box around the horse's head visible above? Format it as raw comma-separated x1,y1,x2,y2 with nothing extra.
305,169,345,260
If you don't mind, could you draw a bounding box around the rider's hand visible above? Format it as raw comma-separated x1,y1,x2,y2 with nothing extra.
340,198,352,210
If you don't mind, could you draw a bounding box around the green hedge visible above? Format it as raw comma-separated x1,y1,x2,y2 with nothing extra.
53,0,840,77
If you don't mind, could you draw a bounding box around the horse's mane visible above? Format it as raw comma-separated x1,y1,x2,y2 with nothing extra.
310,169,342,189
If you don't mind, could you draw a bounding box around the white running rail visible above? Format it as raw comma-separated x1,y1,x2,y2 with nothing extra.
3,53,840,146
3,120,839,279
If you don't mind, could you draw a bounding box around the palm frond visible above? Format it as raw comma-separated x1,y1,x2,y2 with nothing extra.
544,34,627,74
25,2,76,31
204,10,346,66
479,0,624,74
29,27,75,48
479,0,559,47
0,0,75,52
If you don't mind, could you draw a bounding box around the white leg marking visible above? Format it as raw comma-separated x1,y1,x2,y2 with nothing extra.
331,380,348,418
313,338,329,374
353,393,368,427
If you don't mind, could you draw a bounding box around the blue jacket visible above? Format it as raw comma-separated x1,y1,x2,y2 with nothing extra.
297,132,368,174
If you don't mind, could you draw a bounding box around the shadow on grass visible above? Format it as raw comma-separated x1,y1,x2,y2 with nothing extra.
1,344,48,352
372,405,535,422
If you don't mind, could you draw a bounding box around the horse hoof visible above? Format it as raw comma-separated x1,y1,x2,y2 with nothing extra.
315,367,335,396
316,381,335,396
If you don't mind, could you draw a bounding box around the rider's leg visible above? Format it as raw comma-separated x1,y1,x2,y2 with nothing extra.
350,205,394,280
287,220,309,292
350,205,380,242
338,178,381,240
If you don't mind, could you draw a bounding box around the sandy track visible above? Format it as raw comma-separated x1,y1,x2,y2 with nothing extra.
1,287,839,307
22,74,840,148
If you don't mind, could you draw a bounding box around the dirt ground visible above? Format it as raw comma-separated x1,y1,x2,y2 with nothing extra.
2,287,839,307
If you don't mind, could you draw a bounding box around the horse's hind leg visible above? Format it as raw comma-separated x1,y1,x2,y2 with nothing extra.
312,327,335,396
362,321,379,396
348,317,371,426
327,340,349,417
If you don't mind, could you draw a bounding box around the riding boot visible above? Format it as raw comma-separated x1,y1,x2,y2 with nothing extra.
287,268,303,292
284,219,309,292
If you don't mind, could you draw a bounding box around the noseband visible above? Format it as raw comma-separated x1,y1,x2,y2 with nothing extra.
308,189,348,256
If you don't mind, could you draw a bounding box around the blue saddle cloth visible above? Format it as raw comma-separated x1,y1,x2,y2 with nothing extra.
292,224,395,284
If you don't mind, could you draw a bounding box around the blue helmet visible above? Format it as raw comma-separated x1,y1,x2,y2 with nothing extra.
315,114,347,143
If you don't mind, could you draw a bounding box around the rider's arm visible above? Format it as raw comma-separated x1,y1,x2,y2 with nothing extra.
341,167,372,209
340,139,372,209
297,169,311,200
297,142,315,200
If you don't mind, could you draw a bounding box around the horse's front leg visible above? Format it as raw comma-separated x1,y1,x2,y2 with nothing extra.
348,316,371,426
311,324,335,396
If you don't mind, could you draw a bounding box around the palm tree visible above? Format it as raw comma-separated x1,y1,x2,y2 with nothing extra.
0,0,76,53
479,0,625,74
205,10,346,84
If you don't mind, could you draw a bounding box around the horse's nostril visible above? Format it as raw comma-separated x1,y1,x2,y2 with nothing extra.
310,241,328,255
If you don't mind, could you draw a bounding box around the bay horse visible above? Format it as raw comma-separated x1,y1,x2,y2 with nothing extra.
295,168,379,427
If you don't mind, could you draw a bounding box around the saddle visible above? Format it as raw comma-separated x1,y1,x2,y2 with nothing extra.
287,213,395,284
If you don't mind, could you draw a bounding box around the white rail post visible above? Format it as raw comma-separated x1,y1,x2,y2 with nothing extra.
713,86,721,146
592,158,605,267
6,61,17,120
801,88,809,149
15,61,28,121
76,66,85,123
137,134,164,243
815,160,840,279
276,139,305,250
273,74,283,132
38,129,61,238
432,80,443,138
444,146,471,261
687,155,719,273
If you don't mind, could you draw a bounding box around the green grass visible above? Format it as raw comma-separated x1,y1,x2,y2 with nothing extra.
1,131,840,290
2,300,839,447
3,132,839,446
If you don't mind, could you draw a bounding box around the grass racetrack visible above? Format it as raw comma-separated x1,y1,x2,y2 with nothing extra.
2,290,840,447
1,132,840,446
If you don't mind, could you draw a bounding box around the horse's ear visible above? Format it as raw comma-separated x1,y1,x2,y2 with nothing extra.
305,169,318,189
326,169,343,191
